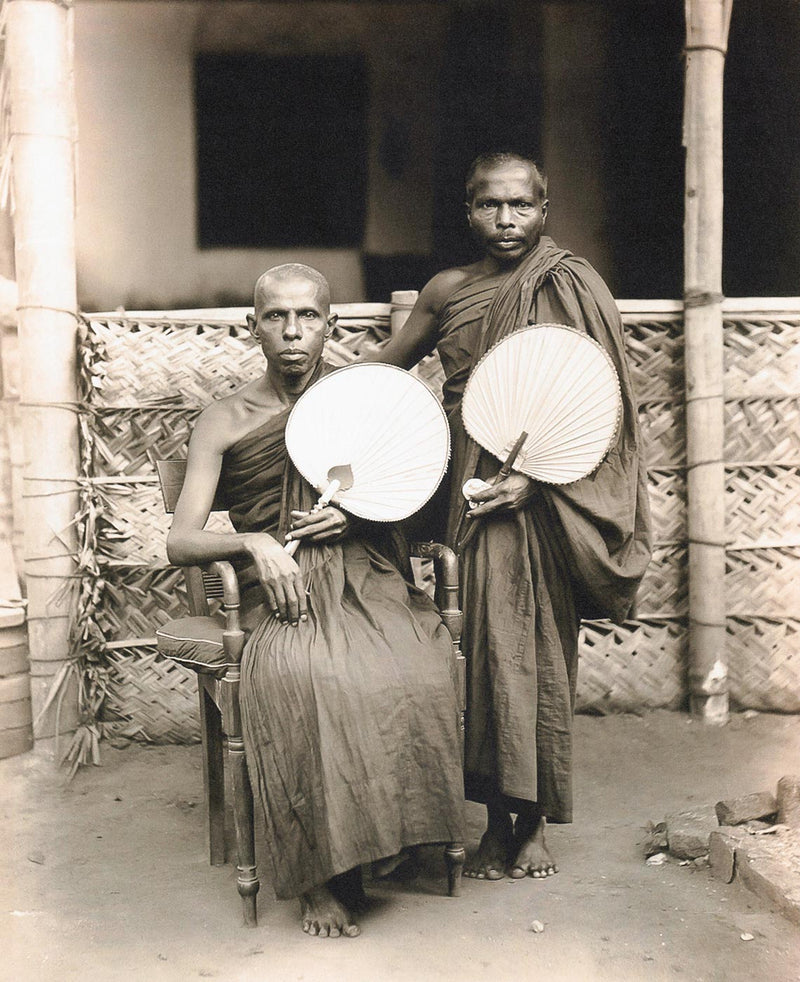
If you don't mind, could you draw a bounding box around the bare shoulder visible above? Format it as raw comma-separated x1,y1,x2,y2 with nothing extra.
420,263,482,315
191,383,259,455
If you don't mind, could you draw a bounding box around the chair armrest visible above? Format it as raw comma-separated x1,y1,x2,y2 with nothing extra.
205,560,241,610
410,541,462,645
204,560,245,664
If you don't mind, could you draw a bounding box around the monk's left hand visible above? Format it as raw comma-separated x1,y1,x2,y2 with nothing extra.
467,472,538,518
287,507,350,543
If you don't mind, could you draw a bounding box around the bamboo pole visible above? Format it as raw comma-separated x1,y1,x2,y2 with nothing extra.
5,0,80,737
683,0,733,724
390,290,418,336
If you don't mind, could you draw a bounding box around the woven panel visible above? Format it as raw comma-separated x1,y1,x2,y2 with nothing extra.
724,316,800,398
96,484,233,566
641,399,800,470
101,645,200,744
636,545,687,616
84,319,259,407
621,315,684,402
724,397,800,464
727,617,800,712
74,304,800,734
648,470,687,545
639,403,684,469
726,548,800,617
726,465,800,548
96,565,190,642
91,407,198,477
82,312,391,409
576,618,686,713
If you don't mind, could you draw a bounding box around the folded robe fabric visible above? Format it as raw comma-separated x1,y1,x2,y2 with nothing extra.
433,237,652,822
218,377,464,900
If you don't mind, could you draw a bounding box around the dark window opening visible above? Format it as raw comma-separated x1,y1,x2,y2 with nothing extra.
195,52,368,249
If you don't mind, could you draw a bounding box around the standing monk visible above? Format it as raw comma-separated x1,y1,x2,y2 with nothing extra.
373,153,651,880
167,264,464,936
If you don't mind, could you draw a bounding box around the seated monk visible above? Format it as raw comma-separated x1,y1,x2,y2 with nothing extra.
166,263,464,938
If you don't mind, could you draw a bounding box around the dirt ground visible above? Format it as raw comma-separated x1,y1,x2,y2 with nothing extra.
3,709,800,982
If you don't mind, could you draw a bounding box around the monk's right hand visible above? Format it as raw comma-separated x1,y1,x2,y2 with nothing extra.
243,533,307,626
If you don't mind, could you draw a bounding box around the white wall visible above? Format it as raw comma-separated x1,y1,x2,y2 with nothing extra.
74,2,446,309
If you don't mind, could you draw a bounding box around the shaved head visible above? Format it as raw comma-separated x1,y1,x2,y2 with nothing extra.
254,264,331,312
465,152,548,204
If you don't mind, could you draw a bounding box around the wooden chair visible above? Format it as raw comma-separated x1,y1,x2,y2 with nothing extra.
155,458,466,927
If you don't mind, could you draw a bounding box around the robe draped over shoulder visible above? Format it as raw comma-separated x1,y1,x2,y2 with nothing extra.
437,237,652,820
219,378,464,899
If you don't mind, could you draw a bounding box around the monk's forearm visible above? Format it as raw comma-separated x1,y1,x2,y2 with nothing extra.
166,528,278,568
370,332,430,370
364,299,438,370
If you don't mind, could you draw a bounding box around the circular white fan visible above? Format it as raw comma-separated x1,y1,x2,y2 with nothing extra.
462,323,622,486
285,362,450,523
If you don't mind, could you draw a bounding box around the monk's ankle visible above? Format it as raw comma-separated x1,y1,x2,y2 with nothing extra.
514,806,545,842
486,801,514,842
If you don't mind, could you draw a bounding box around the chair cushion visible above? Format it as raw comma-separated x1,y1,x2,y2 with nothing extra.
156,614,233,675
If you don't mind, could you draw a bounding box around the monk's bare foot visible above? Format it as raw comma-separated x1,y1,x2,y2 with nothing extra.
508,815,558,879
464,824,514,880
300,883,361,938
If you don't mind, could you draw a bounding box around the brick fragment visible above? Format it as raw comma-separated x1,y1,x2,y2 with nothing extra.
715,791,777,826
735,842,800,927
665,804,719,860
776,776,800,829
708,828,746,883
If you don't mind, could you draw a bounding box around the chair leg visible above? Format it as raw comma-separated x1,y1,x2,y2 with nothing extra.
228,731,259,927
444,841,465,897
198,678,226,866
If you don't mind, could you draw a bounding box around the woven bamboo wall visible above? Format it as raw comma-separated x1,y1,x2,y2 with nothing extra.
77,301,800,743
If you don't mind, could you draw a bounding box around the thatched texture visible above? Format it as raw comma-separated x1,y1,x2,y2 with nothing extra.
75,301,800,742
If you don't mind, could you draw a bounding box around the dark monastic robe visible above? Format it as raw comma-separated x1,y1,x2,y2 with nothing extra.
436,237,652,822
219,379,464,900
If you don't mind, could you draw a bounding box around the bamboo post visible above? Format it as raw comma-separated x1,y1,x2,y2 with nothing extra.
390,290,418,336
5,0,80,737
683,0,732,723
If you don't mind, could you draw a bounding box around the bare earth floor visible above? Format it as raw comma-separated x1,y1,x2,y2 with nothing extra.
3,710,799,982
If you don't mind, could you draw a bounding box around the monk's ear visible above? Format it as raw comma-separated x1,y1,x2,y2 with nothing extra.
541,199,549,223
325,313,338,338
246,312,258,339
465,201,473,227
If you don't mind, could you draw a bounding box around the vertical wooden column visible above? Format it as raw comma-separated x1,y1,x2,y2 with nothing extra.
390,290,418,336
683,0,732,723
5,0,80,736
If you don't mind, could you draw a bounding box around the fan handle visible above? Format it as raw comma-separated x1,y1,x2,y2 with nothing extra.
283,476,347,556
460,430,529,552
497,430,528,480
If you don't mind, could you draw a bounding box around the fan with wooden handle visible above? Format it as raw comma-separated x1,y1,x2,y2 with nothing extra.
461,322,622,498
284,362,450,553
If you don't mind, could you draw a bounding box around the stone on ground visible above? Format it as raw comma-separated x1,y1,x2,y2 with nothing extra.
708,827,747,883
665,804,719,859
715,791,777,826
776,775,800,828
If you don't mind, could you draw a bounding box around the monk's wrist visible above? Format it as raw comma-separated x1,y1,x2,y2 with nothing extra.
241,531,281,557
